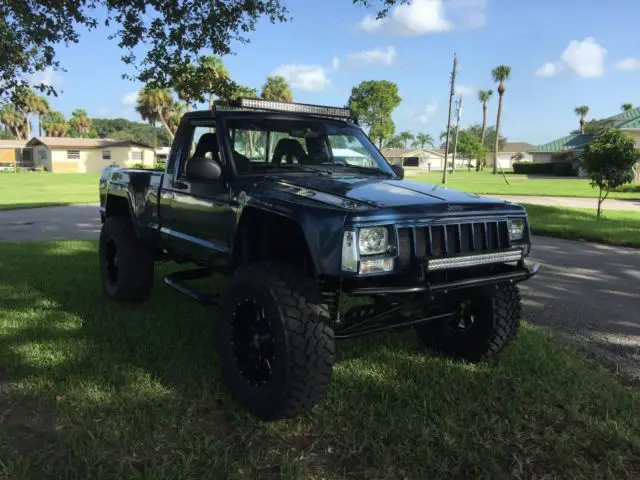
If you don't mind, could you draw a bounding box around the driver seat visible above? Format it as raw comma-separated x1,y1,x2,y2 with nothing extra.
271,138,308,165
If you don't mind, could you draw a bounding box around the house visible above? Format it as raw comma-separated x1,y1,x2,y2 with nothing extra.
380,148,445,170
491,142,534,169
332,148,370,167
529,106,640,163
26,137,155,173
529,134,594,163
0,139,32,170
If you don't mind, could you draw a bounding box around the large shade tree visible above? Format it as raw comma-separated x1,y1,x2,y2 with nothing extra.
412,133,434,149
491,65,511,174
348,79,401,149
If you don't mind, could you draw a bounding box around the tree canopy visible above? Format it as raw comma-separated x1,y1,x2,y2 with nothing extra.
348,80,401,148
580,128,638,218
261,76,294,102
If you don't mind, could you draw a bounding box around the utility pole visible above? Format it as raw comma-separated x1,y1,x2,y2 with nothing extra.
451,94,462,175
442,53,457,184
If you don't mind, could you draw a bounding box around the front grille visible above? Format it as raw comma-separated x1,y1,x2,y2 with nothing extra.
397,220,512,268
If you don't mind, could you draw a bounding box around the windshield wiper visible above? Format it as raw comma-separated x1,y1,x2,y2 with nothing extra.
276,164,333,175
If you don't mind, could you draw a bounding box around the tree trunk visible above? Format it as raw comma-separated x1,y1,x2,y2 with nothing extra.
209,93,214,111
378,136,383,149
25,115,31,140
493,92,504,175
580,117,585,134
597,189,602,219
38,114,42,136
158,112,175,140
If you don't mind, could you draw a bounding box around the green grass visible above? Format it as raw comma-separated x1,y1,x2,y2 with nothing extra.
0,172,100,211
524,204,640,248
413,170,640,199
1,241,639,479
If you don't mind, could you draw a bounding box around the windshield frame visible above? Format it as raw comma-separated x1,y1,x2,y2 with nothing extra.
218,112,398,179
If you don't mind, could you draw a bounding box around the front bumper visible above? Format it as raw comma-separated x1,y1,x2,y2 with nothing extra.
347,260,540,297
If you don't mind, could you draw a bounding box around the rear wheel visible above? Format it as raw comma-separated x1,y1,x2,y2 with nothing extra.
98,216,154,302
217,262,335,420
415,284,522,361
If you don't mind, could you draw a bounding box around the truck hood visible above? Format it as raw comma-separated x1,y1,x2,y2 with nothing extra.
264,174,516,211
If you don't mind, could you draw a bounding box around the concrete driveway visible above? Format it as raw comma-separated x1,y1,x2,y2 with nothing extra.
490,195,640,212
1,204,639,379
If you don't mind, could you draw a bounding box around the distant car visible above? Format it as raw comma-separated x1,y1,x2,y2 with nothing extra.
97,98,539,421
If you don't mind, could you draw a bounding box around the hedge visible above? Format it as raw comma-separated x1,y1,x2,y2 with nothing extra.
513,161,578,176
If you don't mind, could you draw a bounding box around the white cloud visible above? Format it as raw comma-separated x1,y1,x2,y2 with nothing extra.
455,84,474,96
614,57,640,71
271,64,330,91
29,67,62,88
332,56,340,70
560,37,607,78
121,91,139,106
416,100,438,124
347,46,397,66
358,0,484,36
534,61,562,77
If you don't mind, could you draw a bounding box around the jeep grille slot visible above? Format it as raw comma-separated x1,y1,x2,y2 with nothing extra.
397,220,511,269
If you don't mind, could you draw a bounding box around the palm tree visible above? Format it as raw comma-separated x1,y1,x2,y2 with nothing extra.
261,76,293,102
621,103,634,112
491,65,511,174
42,111,68,137
14,87,40,139
34,96,50,136
167,101,186,133
0,104,25,139
412,132,434,149
477,89,493,144
69,109,92,137
196,56,230,109
136,86,175,139
574,105,589,134
398,130,414,148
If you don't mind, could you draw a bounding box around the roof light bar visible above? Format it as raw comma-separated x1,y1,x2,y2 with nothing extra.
229,97,355,120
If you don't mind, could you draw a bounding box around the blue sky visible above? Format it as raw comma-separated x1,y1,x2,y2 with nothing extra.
34,0,640,145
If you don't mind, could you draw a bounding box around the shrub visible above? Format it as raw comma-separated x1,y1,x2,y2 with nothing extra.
513,161,578,176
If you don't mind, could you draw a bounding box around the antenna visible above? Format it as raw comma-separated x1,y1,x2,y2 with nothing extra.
442,53,457,184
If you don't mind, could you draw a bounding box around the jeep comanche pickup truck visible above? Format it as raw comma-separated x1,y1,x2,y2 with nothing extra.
98,98,539,420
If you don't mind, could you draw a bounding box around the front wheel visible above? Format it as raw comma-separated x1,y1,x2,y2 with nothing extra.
217,263,335,421
415,284,522,361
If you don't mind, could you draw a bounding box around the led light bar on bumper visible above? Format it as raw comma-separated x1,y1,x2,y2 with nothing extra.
427,248,524,271
232,97,354,119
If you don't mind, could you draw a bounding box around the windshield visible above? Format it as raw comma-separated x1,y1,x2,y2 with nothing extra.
222,116,395,177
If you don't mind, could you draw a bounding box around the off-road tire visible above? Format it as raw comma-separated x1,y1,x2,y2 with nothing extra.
415,284,522,361
98,216,154,302
217,262,335,421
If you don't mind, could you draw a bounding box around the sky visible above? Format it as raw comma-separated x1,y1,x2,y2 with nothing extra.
32,0,640,145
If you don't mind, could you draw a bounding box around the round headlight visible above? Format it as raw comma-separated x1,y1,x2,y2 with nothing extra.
507,218,525,240
358,227,388,255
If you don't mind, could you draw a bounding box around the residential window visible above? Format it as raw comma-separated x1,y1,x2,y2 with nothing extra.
131,151,143,161
67,150,80,160
102,150,111,160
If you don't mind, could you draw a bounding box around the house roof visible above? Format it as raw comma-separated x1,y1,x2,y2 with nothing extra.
0,139,28,148
26,137,153,149
501,142,534,152
604,106,640,123
619,117,640,130
530,134,594,153
380,148,444,158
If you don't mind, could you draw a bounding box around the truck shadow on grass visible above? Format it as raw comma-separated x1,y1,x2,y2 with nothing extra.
1,241,639,479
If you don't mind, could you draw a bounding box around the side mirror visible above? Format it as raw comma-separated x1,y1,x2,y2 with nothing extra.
391,164,404,179
185,156,222,182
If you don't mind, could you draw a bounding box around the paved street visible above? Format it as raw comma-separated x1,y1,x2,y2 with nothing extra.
1,204,639,379
489,194,640,212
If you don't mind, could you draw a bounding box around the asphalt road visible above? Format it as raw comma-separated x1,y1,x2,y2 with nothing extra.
1,204,639,379
489,195,640,212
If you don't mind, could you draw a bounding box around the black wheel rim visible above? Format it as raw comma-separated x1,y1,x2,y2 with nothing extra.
230,299,275,387
104,239,119,284
446,300,478,333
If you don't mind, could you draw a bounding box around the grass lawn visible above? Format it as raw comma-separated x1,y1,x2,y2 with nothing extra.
524,204,640,248
0,172,100,211
413,170,640,199
1,241,639,479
